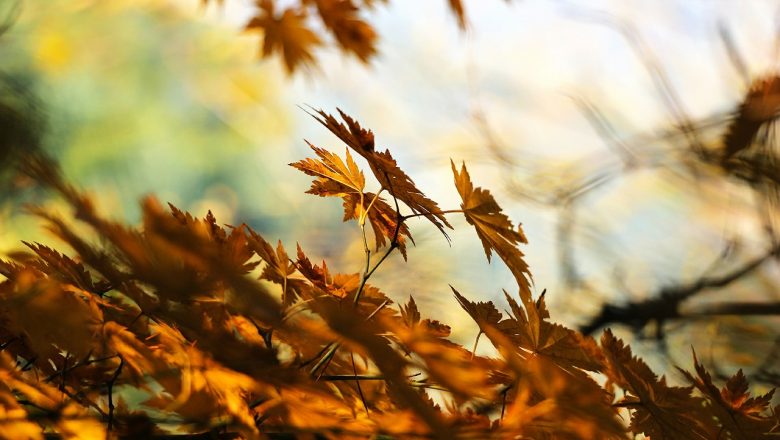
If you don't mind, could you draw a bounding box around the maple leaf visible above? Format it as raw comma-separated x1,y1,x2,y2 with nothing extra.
245,229,308,305
0,375,43,440
391,317,495,404
20,241,107,294
312,300,452,437
307,108,452,237
452,286,502,327
601,330,715,439
313,0,378,62
292,142,366,196
722,75,780,160
452,286,504,356
1,274,103,361
291,143,413,257
451,160,532,293
503,358,626,439
400,296,451,338
678,350,778,439
294,243,331,290
167,205,259,275
447,0,467,29
101,322,159,382
475,323,625,439
246,3,322,74
400,296,422,327
498,289,603,373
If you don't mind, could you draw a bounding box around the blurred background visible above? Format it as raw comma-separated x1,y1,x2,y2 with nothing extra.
2,0,780,385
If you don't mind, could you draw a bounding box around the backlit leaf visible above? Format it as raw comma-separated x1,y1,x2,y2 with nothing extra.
452,160,532,293
246,3,322,74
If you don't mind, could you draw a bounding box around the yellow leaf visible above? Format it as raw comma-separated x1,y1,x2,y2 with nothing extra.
452,160,532,292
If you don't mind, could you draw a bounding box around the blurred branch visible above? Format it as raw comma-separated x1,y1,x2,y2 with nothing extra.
580,244,780,335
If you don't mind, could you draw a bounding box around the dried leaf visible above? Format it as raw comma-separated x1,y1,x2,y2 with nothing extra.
451,286,502,327
452,160,531,292
678,350,777,439
723,75,780,160
499,289,603,373
314,0,378,62
291,144,412,257
246,4,322,73
308,108,451,237
601,330,715,439
447,0,467,29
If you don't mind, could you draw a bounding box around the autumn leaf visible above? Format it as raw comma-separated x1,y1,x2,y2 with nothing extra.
314,0,378,62
245,3,322,74
678,350,778,439
20,241,107,294
452,286,502,327
312,300,452,438
307,108,452,237
291,143,413,257
476,324,625,439
451,160,532,293
447,0,467,29
294,243,332,291
400,296,421,327
601,330,715,439
291,143,366,197
245,229,309,305
498,289,603,373
0,372,43,440
502,359,626,439
722,75,780,161
0,274,103,361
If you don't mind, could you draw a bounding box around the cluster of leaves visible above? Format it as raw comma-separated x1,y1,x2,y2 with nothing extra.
204,0,477,73
1,110,779,439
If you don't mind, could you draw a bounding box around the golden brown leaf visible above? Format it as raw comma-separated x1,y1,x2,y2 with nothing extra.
478,325,625,439
246,3,322,74
291,143,412,257
499,289,603,373
451,160,532,292
344,192,412,258
314,0,378,62
20,241,105,293
245,229,309,305
452,286,502,327
722,75,780,160
678,350,778,439
447,0,467,29
601,330,715,439
0,376,43,440
1,273,103,361
308,108,452,237
291,143,365,197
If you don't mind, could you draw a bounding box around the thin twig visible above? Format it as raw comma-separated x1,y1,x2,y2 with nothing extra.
351,353,370,417
353,172,403,306
107,356,124,432
365,299,389,321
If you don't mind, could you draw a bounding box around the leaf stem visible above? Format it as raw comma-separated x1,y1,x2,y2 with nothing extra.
471,331,483,359
353,177,400,306
401,209,464,221
107,356,124,432
351,353,370,417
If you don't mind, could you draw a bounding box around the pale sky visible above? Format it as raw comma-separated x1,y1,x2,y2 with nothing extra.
192,2,780,348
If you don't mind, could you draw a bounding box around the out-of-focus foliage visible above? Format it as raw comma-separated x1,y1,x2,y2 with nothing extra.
207,0,497,73
3,1,780,439
0,0,291,252
1,111,778,439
